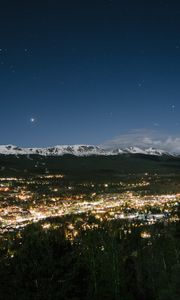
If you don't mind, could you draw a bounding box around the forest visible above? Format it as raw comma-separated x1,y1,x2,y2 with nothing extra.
0,214,180,300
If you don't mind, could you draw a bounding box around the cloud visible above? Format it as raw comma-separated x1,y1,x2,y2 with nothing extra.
103,129,180,153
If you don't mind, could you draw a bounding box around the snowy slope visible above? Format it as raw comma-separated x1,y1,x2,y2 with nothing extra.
0,144,175,157
0,145,108,156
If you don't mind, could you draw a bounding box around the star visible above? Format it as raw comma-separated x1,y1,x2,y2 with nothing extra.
30,117,35,123
24,48,32,56
138,80,144,88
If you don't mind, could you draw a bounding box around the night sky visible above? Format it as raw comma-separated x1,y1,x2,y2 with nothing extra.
0,0,180,147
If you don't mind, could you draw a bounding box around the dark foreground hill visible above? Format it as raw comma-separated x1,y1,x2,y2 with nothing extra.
0,154,180,180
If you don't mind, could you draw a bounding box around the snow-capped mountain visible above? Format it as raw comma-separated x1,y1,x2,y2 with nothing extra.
122,146,171,156
0,145,175,157
0,145,105,156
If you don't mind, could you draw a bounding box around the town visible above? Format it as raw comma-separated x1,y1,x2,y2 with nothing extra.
0,174,179,237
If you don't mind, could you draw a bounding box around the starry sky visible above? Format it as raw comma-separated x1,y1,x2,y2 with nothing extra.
0,0,180,147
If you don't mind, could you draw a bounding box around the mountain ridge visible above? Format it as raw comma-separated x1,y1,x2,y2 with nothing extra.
0,144,176,157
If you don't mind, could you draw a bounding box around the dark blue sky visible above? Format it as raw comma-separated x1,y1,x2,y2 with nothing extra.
0,0,180,146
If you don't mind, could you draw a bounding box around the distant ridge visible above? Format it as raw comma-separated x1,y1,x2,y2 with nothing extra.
0,145,175,157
